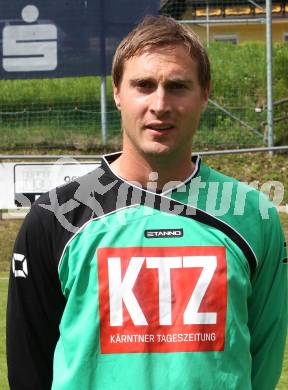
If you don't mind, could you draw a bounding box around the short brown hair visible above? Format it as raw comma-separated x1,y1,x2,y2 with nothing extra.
112,15,211,91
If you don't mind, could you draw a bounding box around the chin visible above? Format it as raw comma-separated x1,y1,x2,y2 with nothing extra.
141,141,174,156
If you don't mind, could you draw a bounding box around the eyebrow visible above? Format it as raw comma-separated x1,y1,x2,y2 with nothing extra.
129,77,194,87
129,78,151,86
165,78,194,87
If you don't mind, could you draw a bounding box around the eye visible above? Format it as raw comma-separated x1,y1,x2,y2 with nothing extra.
166,82,188,91
136,80,155,91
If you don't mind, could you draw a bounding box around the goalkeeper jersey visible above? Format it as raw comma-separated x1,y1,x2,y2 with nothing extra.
7,153,287,390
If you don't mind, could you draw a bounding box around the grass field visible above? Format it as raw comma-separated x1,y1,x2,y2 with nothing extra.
0,214,287,389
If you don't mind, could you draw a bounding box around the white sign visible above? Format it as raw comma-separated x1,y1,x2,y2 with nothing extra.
2,5,57,72
0,163,15,209
0,161,99,209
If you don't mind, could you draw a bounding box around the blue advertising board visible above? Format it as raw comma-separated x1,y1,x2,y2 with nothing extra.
0,0,160,79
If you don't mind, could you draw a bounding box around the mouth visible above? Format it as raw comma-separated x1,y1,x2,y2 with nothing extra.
145,123,175,132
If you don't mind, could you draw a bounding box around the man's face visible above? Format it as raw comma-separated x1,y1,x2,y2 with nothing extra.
113,44,209,160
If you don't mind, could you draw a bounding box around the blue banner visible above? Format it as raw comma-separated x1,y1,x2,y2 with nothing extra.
0,0,160,79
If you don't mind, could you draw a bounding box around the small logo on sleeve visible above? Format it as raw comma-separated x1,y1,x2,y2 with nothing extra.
12,253,28,278
144,228,183,238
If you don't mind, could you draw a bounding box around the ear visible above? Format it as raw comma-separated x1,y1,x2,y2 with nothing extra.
201,81,211,110
113,84,121,110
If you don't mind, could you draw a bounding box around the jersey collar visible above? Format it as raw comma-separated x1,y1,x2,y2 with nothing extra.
101,151,201,195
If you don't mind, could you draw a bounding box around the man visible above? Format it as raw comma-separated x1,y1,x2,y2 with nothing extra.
7,16,287,390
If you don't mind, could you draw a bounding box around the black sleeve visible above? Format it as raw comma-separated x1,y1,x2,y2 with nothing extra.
6,204,66,390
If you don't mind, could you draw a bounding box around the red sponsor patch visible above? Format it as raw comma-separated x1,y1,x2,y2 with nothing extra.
98,246,227,354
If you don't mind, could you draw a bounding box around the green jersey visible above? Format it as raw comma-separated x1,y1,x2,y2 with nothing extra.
7,153,287,390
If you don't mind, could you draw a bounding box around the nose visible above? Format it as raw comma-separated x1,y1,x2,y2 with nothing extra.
149,86,171,117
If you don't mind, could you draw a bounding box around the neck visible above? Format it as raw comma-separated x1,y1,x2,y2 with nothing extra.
110,147,195,191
